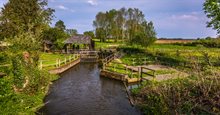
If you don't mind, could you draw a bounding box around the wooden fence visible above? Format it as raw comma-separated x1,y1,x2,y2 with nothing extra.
105,61,156,82
102,52,121,70
39,54,80,70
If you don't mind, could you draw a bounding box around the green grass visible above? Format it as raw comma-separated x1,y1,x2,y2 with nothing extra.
149,44,220,51
95,41,124,50
118,44,220,70
106,61,177,78
40,53,72,65
148,44,220,59
39,53,79,70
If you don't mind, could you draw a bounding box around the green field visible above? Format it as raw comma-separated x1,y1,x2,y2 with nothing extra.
118,44,220,71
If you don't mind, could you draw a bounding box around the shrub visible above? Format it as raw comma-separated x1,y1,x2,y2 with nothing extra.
134,66,220,114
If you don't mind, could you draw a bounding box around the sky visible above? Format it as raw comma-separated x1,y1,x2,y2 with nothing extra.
0,0,218,38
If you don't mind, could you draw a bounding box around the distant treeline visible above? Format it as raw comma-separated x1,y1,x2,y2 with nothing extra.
169,37,220,48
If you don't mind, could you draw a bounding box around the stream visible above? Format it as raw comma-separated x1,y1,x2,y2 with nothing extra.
38,63,140,115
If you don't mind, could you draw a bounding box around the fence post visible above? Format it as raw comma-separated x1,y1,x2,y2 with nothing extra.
131,69,134,78
126,65,128,74
58,59,60,67
39,60,43,70
65,58,67,64
102,60,105,70
140,67,143,85
138,66,141,78
56,59,58,67
153,71,156,78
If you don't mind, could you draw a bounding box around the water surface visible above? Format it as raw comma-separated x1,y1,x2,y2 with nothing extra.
39,63,140,115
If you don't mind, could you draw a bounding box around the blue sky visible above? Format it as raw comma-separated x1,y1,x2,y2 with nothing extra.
0,0,217,38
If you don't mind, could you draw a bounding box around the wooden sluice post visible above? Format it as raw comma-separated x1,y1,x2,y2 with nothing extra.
140,66,143,85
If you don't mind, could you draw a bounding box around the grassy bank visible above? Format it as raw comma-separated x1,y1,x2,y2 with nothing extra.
98,41,220,114
0,53,73,114
40,53,71,65
132,68,220,114
39,53,77,70
0,70,59,114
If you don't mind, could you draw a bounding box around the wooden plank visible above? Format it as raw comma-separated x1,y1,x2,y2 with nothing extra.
141,66,155,72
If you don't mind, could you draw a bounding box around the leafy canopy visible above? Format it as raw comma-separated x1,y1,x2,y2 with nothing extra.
93,8,157,46
0,0,54,39
204,0,220,34
55,20,66,32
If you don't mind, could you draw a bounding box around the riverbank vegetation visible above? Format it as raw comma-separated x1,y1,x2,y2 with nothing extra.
0,0,61,114
100,40,220,114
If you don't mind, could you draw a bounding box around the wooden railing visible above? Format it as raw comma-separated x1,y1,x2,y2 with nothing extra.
105,61,156,82
39,54,80,70
140,66,155,81
79,51,99,59
102,52,121,70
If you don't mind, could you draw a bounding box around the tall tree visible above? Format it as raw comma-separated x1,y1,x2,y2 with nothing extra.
204,0,220,34
84,31,95,38
66,29,78,36
93,8,157,46
93,12,108,42
0,0,54,39
55,20,66,31
41,27,67,43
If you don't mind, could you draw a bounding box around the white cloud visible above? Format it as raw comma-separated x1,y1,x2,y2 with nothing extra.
171,14,199,21
57,5,75,13
87,0,98,6
58,5,68,10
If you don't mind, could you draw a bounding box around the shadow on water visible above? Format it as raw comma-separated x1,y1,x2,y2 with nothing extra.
38,63,140,115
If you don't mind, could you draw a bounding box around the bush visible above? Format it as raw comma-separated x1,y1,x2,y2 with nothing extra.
0,32,59,114
117,46,145,55
194,39,220,48
134,67,220,114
